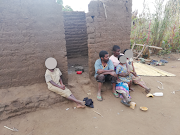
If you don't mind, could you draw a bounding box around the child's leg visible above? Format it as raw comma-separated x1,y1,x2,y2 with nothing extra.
121,93,131,103
128,81,134,91
67,94,85,108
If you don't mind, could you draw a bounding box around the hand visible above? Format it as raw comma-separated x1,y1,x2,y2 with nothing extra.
130,71,137,76
110,72,117,77
125,72,129,76
59,85,65,90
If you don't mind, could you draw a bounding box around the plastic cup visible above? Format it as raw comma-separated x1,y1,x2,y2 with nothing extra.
130,102,136,109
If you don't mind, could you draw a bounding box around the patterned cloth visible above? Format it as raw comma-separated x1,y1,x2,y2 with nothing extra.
116,64,133,83
116,82,131,99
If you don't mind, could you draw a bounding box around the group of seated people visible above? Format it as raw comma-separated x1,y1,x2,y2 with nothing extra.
44,45,151,108
95,45,151,106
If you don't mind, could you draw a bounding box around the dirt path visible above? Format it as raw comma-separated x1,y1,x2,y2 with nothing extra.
1,55,180,135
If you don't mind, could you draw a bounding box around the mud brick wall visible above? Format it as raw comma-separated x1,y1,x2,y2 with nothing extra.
87,0,132,77
63,12,88,58
0,0,68,88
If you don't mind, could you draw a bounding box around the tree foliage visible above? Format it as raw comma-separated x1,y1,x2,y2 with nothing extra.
63,5,73,11
131,0,180,54
56,0,73,11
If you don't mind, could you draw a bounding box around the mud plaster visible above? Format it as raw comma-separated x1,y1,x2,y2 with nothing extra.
0,0,68,88
86,0,132,78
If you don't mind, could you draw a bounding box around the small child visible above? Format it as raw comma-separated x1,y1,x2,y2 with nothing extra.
45,57,85,108
116,55,132,107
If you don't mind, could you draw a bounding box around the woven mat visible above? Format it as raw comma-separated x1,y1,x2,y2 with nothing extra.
133,62,176,77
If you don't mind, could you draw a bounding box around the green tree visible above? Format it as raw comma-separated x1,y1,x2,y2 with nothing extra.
56,0,73,11
56,0,63,5
63,5,73,11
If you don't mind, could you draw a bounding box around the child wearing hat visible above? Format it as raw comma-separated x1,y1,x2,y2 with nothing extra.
45,57,85,108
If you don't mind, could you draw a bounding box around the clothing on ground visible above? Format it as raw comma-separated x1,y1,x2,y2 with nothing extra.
83,97,94,108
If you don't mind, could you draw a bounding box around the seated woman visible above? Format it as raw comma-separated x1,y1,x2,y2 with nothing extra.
123,49,151,93
116,55,132,107
45,57,85,108
109,45,121,70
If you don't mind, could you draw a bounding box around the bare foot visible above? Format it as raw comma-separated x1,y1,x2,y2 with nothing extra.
145,88,151,94
77,103,86,109
79,101,85,106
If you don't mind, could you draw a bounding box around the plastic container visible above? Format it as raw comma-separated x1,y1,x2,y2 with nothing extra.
153,92,163,96
130,102,136,109
76,71,82,74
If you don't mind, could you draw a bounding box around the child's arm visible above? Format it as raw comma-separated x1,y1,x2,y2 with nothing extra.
59,77,65,87
49,80,65,90
131,62,138,77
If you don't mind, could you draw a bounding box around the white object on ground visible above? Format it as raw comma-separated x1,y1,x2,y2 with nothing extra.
4,126,18,132
74,107,76,109
157,81,164,90
172,90,180,94
66,108,69,110
87,93,91,95
153,92,163,96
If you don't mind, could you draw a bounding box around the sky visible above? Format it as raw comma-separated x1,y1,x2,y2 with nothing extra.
62,0,159,13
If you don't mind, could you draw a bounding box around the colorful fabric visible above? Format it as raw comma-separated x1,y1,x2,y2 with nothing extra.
116,82,131,99
116,64,133,83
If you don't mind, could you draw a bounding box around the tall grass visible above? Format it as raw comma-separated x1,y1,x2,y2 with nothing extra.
131,0,180,55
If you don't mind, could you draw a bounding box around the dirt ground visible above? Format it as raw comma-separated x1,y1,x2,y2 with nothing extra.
1,54,180,135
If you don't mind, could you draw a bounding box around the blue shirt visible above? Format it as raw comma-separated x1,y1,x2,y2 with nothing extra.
94,59,114,77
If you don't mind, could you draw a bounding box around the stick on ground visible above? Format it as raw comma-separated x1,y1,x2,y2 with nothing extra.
93,110,103,117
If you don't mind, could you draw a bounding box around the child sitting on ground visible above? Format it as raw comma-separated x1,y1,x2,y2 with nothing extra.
45,57,85,108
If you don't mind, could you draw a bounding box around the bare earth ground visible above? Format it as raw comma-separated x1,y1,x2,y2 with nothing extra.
1,54,180,135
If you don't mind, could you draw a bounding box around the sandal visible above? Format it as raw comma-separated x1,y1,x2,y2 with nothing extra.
145,88,151,94
113,92,119,98
121,100,130,107
97,96,103,101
